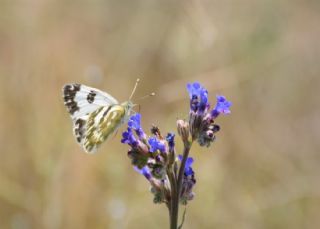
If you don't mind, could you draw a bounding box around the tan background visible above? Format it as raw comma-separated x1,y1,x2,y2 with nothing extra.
0,0,319,228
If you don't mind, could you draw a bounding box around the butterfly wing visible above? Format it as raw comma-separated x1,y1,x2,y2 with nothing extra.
83,104,127,153
63,83,127,153
63,83,118,120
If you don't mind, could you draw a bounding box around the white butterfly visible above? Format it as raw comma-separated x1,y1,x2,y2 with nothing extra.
62,80,141,153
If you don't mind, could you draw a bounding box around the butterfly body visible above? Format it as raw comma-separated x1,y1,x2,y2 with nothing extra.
63,83,133,153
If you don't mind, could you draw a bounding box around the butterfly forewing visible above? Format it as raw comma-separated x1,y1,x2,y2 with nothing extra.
63,83,132,154
63,84,118,119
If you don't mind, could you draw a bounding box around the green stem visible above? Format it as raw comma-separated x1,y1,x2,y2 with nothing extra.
170,143,191,229
168,172,177,202
167,167,176,228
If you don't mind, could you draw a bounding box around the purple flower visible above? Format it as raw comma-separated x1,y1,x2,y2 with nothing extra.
178,155,196,204
215,95,232,114
148,137,166,153
128,113,141,129
128,113,146,139
134,166,152,180
121,128,138,147
178,155,194,176
211,95,232,118
186,82,201,99
166,133,175,149
187,82,209,113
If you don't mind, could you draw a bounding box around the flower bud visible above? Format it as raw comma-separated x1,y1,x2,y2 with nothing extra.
166,133,176,165
177,119,190,145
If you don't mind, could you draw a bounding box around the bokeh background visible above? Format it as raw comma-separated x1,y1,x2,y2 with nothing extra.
1,0,320,228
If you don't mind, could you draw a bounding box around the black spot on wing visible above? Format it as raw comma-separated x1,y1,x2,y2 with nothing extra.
74,118,86,143
63,84,81,115
87,90,96,104
63,84,81,100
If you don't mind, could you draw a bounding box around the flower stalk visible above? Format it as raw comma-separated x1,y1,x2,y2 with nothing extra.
169,142,191,229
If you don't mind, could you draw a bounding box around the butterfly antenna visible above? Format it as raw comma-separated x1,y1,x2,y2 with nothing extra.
132,92,155,109
129,78,140,100
136,92,156,100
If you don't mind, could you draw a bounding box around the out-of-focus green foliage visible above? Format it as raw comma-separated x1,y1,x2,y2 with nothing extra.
0,1,319,228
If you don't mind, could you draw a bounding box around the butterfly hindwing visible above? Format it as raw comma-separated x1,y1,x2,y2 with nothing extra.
83,105,127,153
73,115,89,144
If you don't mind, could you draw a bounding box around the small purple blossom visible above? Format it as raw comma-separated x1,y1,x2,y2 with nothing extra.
211,95,232,118
166,133,175,149
186,82,201,99
134,166,152,180
128,113,146,139
187,82,209,112
128,113,141,129
121,128,138,147
178,155,194,176
148,137,166,153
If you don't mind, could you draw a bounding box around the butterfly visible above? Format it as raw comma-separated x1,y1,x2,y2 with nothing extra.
62,79,144,154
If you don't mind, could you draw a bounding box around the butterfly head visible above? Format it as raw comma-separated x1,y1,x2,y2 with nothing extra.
122,100,134,114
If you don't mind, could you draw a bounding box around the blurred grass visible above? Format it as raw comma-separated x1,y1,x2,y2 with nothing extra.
0,0,320,228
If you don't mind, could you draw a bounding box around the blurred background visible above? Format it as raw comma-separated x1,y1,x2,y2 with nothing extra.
0,0,319,228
